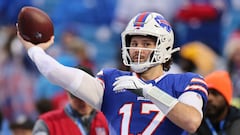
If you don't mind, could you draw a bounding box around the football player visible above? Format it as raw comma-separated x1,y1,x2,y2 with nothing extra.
17,12,208,135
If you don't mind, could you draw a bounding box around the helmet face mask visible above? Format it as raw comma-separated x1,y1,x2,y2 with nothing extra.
121,12,180,73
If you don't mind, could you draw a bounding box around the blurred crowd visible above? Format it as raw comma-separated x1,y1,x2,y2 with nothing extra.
1,0,240,134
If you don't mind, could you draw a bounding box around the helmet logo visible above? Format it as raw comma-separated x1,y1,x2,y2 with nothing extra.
154,15,172,33
133,12,151,28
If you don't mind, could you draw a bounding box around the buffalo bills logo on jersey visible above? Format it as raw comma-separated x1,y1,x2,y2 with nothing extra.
133,12,151,28
154,15,172,33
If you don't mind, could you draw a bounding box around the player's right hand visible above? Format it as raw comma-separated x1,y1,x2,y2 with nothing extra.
16,24,54,50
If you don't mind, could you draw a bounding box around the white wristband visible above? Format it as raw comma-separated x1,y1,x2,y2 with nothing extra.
143,86,178,115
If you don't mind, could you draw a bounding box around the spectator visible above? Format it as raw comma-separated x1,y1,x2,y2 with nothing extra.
9,115,34,135
35,98,54,115
190,70,240,135
32,65,109,135
174,0,226,55
178,41,223,76
224,29,240,98
61,30,95,71
0,28,37,121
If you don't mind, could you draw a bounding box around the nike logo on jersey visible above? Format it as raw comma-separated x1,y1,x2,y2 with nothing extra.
137,96,150,101
114,89,126,93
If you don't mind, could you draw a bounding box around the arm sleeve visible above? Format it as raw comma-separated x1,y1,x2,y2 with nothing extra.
32,119,49,135
28,46,104,110
178,91,203,117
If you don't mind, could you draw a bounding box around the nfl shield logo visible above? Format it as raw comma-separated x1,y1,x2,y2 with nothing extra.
95,127,107,135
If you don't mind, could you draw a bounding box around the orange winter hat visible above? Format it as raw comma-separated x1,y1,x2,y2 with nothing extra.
204,70,233,105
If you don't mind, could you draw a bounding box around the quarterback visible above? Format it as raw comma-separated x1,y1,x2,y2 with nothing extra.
17,12,208,135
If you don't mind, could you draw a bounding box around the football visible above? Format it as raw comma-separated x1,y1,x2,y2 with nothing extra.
17,6,54,44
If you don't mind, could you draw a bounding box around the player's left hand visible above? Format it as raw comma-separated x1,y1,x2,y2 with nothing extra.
113,76,152,96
